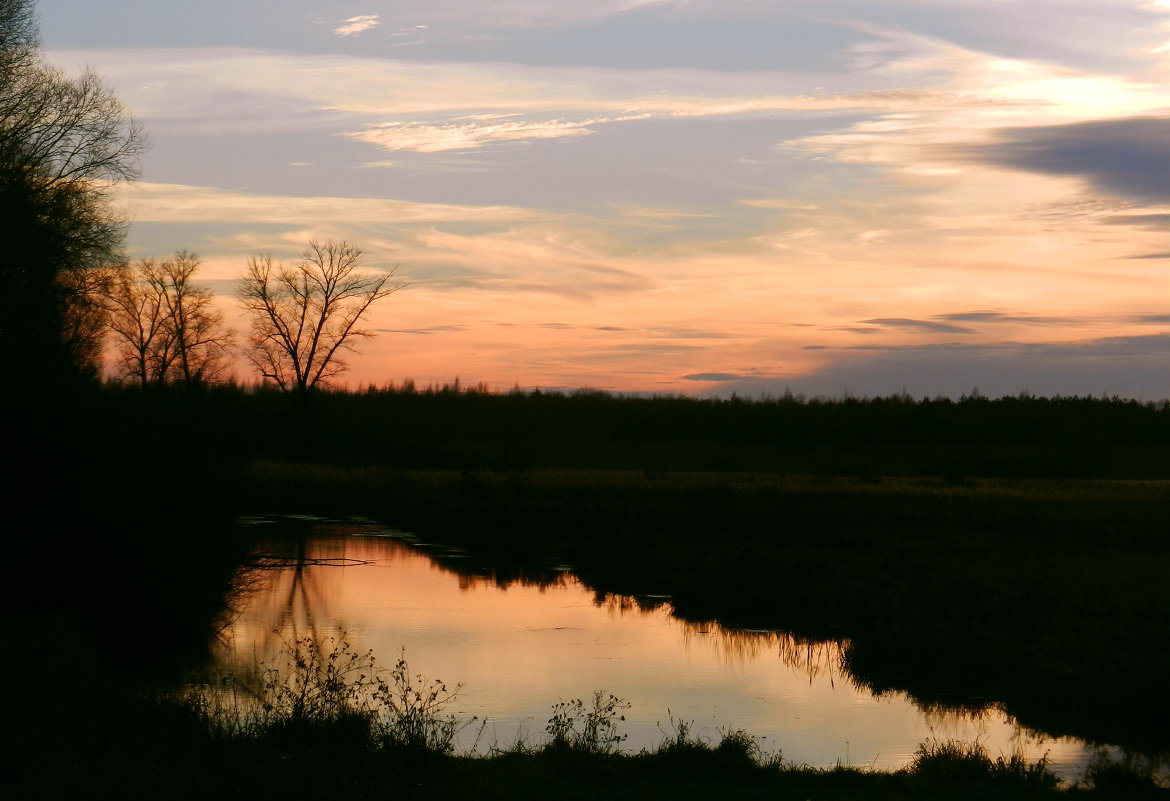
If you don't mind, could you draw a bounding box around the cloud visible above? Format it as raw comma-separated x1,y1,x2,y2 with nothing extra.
682,372,743,381
710,335,1170,401
350,116,607,153
862,318,977,334
951,117,1170,203
53,45,1033,139
650,327,736,340
333,0,678,32
783,25,1168,214
1104,213,1170,229
334,15,382,37
380,325,465,335
119,183,543,226
390,25,429,39
935,311,1078,326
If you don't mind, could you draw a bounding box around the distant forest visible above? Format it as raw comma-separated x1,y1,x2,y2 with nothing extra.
71,382,1170,480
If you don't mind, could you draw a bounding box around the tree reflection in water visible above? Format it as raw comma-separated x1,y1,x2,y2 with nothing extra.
214,516,1099,775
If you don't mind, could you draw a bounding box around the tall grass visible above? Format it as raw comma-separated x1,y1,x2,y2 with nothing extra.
544,691,630,754
906,739,1060,790
189,635,479,756
37,631,1161,800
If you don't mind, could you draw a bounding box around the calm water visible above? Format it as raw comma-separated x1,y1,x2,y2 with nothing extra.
216,516,1094,775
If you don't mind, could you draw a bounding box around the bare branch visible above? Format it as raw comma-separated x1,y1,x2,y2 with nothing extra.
102,252,234,386
237,239,402,393
0,1,147,382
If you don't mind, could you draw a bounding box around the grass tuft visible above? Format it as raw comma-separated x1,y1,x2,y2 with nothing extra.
906,738,1060,790
544,691,631,754
192,634,478,757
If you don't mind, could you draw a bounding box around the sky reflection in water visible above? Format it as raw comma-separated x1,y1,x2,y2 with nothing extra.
218,518,1089,774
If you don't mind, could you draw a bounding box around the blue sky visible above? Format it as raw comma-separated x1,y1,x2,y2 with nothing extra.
40,0,1170,397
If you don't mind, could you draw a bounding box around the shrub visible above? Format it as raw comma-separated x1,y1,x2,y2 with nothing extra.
908,739,1058,790
544,691,630,754
194,635,475,755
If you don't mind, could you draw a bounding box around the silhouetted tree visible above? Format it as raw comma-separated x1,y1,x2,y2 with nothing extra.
238,239,399,393
104,251,234,385
0,0,146,385
59,263,113,377
0,0,36,75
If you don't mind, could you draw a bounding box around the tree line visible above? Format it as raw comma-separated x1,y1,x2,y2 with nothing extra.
2,0,398,395
100,240,399,392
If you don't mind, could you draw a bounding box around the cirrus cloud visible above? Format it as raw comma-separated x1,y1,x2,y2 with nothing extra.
334,15,381,38
350,115,610,153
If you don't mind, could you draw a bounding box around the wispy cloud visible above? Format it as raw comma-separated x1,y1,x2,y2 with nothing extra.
862,318,977,334
350,116,608,153
936,311,1078,326
120,183,543,226
682,372,743,381
391,25,429,38
379,325,465,335
1103,213,1170,229
54,46,1030,135
334,15,381,37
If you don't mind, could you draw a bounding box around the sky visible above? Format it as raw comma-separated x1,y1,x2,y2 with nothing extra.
39,0,1170,399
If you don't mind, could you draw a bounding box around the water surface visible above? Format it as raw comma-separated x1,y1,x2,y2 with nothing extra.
217,516,1092,774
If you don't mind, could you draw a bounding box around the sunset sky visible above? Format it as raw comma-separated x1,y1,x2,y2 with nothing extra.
40,0,1170,398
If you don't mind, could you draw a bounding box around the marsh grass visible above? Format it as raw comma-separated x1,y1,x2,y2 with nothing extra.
1080,749,1169,795
906,738,1060,790
191,635,479,756
545,691,630,754
25,632,1163,800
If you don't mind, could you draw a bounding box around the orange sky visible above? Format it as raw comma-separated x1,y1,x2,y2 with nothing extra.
43,0,1170,398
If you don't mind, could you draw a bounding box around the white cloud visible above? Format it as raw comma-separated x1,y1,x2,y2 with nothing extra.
352,0,679,30
334,15,381,37
350,117,602,153
780,26,1168,188
45,47,947,129
120,182,544,226
390,25,429,38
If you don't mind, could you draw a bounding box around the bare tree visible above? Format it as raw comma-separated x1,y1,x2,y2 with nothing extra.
238,240,400,393
59,264,114,379
104,259,169,385
105,252,234,386
0,0,38,77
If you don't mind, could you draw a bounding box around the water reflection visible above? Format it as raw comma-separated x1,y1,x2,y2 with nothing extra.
217,516,1094,775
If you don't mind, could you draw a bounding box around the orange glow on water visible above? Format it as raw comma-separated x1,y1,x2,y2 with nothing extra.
219,520,1093,773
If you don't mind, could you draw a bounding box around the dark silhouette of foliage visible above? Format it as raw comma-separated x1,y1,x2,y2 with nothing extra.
0,0,145,387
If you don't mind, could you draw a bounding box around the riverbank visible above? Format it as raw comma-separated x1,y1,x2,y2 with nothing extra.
10,386,1168,797
9,655,1161,800
235,463,1170,756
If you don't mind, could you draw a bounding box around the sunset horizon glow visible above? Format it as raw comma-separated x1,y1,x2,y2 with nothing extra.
41,1,1170,399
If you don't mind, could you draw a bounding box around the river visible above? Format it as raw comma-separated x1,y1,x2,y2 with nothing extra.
213,515,1097,776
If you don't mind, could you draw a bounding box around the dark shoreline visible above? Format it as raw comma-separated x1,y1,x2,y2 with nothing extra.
11,386,1170,797
234,463,1170,757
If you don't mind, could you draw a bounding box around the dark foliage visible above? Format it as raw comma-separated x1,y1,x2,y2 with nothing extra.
1,0,144,391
